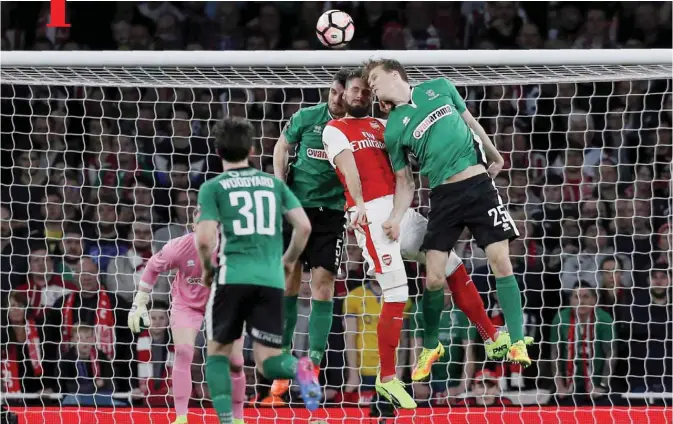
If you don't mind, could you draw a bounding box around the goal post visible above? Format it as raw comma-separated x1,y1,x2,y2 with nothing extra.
1,49,671,87
0,49,671,423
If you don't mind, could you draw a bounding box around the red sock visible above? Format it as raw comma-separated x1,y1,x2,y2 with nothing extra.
446,265,498,341
377,301,406,379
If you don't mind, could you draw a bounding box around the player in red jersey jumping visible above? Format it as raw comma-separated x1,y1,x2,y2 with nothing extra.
322,69,529,408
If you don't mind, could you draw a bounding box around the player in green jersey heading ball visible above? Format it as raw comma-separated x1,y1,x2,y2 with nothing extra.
270,69,351,397
363,59,531,368
195,117,322,421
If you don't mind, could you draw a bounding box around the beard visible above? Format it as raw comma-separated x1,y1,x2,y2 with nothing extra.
346,103,369,118
651,287,668,299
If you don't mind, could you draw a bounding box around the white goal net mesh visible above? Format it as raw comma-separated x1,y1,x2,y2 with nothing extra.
0,55,671,424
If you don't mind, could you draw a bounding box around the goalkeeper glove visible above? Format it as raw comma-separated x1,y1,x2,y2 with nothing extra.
128,291,150,333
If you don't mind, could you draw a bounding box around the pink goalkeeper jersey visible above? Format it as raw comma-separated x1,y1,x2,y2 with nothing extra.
139,232,214,312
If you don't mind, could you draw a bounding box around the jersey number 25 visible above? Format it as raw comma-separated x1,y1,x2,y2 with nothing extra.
230,190,276,236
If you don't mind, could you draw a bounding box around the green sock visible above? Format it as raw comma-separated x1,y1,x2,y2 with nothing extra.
422,286,445,350
496,275,524,343
282,295,299,351
308,299,333,366
206,355,233,424
262,353,298,380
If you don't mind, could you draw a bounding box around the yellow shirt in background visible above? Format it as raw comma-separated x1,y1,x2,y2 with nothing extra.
343,283,412,377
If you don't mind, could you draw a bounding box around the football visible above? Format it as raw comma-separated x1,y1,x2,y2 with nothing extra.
316,10,354,48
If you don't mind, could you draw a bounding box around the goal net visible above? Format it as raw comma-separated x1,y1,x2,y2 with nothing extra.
0,50,671,424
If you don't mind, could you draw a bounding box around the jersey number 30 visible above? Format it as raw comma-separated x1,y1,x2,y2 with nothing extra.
230,190,276,236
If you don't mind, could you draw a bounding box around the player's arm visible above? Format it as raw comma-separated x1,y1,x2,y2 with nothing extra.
390,166,414,223
323,125,368,231
281,183,312,265
195,183,219,287
273,133,291,181
443,78,504,174
460,109,504,174
273,111,302,181
128,240,178,332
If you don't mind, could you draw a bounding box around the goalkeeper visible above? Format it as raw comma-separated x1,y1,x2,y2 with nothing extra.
271,68,351,396
127,222,247,424
364,59,531,369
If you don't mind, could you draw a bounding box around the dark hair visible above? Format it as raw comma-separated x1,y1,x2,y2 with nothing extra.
29,239,50,254
600,256,624,270
151,300,170,311
333,68,352,88
362,58,409,83
63,223,83,236
572,280,597,298
345,68,364,87
172,104,193,120
212,116,255,162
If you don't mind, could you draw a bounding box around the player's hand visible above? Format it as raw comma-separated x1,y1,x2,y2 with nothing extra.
382,219,401,241
487,160,504,178
282,255,297,276
350,203,369,234
201,266,215,288
127,291,150,333
378,100,393,114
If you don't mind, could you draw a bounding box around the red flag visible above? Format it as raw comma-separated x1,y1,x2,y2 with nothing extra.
47,0,70,28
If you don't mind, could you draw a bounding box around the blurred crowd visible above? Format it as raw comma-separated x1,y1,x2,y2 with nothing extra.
0,0,671,411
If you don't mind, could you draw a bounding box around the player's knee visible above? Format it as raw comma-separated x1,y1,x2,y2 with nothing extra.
485,240,513,277
174,343,195,363
229,354,244,373
310,268,335,301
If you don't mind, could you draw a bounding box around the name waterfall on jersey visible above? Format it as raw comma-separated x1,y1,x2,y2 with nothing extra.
323,117,396,209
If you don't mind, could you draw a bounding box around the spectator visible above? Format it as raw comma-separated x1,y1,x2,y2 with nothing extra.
153,190,197,252
1,292,47,394
517,23,543,49
403,2,440,50
573,7,617,49
106,220,169,304
154,105,218,188
408,286,472,405
455,369,513,407
255,4,289,50
597,257,632,319
57,224,85,284
16,241,77,321
57,325,120,406
86,195,130,273
44,257,134,392
38,189,67,254
560,222,632,291
135,302,176,406
623,269,672,394
550,282,615,405
0,204,30,293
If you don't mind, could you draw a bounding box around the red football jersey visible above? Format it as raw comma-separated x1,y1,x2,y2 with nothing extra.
323,117,396,208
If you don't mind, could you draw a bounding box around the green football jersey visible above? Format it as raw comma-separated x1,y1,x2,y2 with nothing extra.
384,78,487,189
284,103,345,211
197,167,302,289
408,302,470,385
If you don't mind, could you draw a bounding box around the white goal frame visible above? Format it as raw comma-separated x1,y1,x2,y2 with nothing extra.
1,49,671,89
0,49,671,409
